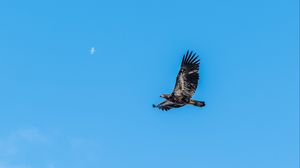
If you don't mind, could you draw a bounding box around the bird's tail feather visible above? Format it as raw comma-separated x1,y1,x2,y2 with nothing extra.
189,100,205,107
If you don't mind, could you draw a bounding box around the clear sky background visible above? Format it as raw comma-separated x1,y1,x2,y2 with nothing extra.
0,0,299,168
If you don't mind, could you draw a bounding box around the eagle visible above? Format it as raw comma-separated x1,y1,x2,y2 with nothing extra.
153,50,205,111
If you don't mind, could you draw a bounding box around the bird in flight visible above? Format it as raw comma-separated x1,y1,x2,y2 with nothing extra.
153,50,205,111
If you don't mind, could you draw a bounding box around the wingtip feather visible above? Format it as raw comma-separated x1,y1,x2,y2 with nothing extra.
182,50,200,65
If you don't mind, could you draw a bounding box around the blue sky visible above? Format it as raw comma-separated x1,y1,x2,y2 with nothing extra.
0,0,299,167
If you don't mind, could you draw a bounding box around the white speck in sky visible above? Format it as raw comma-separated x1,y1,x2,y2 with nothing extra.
89,47,96,55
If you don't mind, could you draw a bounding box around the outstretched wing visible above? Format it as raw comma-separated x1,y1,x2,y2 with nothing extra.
172,50,200,99
152,100,182,111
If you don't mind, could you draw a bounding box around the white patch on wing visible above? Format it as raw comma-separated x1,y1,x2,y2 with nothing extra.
188,70,198,74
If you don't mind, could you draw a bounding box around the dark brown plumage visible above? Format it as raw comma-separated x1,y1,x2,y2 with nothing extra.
153,50,205,111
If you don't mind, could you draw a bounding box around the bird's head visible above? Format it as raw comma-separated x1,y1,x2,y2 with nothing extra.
160,94,170,99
